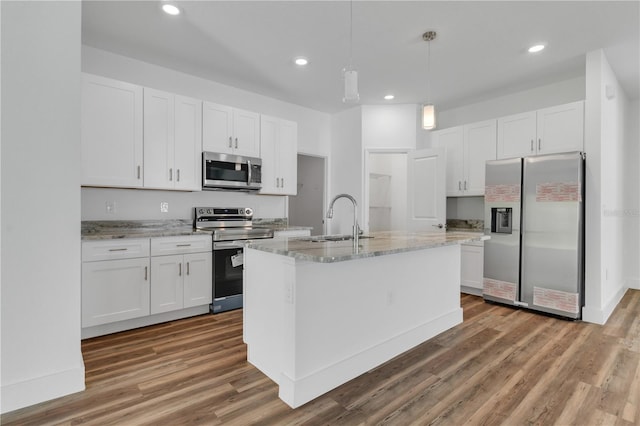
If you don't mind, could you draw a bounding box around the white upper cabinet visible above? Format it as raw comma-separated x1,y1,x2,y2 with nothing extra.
144,88,202,191
259,115,298,195
497,101,584,159
431,126,464,196
431,119,496,196
464,120,497,195
536,101,585,155
202,102,260,157
81,74,143,188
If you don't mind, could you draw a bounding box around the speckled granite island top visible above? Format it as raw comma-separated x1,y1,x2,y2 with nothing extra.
246,230,488,263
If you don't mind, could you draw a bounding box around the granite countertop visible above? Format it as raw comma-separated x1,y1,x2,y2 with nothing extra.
81,219,312,240
246,230,489,263
81,220,212,240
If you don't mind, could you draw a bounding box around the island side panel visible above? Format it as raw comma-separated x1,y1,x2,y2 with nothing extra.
260,243,463,408
243,247,296,384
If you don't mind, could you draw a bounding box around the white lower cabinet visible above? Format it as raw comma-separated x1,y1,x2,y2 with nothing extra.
461,242,484,295
82,235,212,334
81,239,151,327
150,236,212,314
150,251,212,314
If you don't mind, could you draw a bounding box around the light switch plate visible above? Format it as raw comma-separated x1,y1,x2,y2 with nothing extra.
160,202,169,213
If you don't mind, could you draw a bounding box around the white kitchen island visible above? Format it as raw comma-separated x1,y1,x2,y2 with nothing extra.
243,231,487,408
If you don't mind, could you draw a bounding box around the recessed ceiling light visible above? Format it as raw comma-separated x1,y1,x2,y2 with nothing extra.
384,94,395,100
294,57,309,66
528,44,545,53
162,3,181,15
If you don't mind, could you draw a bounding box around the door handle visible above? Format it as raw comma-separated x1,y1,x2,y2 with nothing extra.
228,136,232,148
538,138,541,151
458,181,462,190
464,181,467,190
177,169,180,182
186,262,190,275
530,140,534,151
179,263,182,276
169,168,173,181
432,223,445,229
144,266,148,280
137,165,141,179
235,138,238,149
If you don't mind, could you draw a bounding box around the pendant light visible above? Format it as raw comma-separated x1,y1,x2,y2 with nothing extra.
342,0,359,103
422,31,437,129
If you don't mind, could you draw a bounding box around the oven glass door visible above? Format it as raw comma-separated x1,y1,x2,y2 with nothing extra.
213,244,244,299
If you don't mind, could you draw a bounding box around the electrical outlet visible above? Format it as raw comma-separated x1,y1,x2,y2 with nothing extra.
105,201,116,214
160,202,169,213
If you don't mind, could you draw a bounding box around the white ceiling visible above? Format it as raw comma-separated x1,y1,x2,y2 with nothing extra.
82,1,640,114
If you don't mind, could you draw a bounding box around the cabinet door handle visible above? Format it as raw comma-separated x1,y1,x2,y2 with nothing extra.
137,165,141,179
179,263,182,276
538,138,541,151
530,140,534,152
108,248,128,252
187,262,190,275
144,266,148,281
169,168,173,181
177,169,180,182
235,137,238,149
464,181,467,190
176,244,191,247
458,181,462,191
228,136,232,148
281,177,284,188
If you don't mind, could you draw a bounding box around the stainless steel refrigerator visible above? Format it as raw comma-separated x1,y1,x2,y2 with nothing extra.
483,151,585,319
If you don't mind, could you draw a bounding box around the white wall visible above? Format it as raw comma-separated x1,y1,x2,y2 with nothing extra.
624,100,640,289
583,49,630,324
81,46,331,221
328,107,362,234
288,155,326,235
1,1,85,413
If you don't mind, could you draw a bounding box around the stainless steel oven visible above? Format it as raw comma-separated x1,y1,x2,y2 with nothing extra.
194,207,273,313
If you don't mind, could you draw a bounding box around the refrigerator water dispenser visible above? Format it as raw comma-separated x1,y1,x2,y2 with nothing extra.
491,207,512,234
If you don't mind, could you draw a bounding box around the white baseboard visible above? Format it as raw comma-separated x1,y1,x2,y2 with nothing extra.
277,308,463,408
1,364,85,414
626,278,640,290
582,284,628,325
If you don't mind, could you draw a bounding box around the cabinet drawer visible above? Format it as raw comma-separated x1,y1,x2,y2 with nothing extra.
151,235,212,255
82,238,150,261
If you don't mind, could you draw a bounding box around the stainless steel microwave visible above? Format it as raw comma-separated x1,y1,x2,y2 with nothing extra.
202,152,262,191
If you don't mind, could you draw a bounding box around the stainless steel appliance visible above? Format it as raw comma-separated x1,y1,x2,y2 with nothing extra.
483,152,585,319
202,152,262,191
195,207,273,313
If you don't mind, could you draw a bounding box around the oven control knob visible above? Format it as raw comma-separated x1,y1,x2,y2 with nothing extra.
207,209,212,214
245,207,253,216
198,208,204,214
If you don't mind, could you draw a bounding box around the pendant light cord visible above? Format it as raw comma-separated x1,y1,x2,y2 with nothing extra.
349,0,353,67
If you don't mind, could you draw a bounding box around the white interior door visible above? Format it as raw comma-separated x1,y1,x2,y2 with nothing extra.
407,148,446,232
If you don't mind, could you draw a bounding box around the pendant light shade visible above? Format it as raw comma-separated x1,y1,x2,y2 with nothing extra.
422,104,436,129
343,67,359,103
422,31,437,130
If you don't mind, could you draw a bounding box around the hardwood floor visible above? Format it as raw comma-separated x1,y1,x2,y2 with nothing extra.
3,290,639,425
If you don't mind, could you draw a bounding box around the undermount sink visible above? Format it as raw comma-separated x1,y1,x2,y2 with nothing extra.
308,235,374,243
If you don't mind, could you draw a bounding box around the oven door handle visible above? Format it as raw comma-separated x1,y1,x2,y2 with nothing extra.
214,241,246,250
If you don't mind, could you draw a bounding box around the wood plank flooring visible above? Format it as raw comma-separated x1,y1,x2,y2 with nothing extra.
3,290,639,425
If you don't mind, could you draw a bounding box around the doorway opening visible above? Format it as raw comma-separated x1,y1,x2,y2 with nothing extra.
289,154,326,236
365,151,408,232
